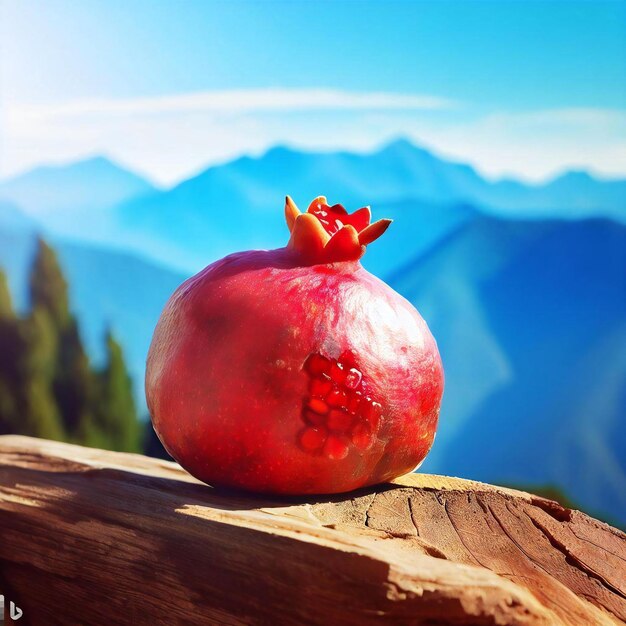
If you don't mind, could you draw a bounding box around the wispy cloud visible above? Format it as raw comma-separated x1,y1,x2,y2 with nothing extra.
402,107,626,182
1,88,624,185
7,88,457,124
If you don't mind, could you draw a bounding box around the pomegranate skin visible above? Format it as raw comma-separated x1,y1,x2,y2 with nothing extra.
146,247,444,495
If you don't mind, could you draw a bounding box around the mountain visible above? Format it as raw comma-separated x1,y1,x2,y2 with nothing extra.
481,169,626,221
0,200,37,233
0,156,156,240
108,140,625,272
5,141,623,275
1,143,625,523
1,198,624,523
389,215,626,523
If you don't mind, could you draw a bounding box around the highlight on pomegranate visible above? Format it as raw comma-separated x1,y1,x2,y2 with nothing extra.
1,2,624,625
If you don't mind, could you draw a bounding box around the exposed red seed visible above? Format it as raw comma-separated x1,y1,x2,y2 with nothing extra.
309,375,333,398
363,400,382,431
338,350,357,367
326,389,348,409
324,435,350,460
305,353,330,376
302,351,383,455
299,427,327,451
348,391,362,414
344,367,362,390
327,409,354,432
303,409,326,426
351,423,374,450
307,397,329,415
329,361,347,385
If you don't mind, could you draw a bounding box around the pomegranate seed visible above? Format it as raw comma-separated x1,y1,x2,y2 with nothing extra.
324,435,350,460
309,375,333,397
305,353,330,376
301,350,383,455
307,398,329,415
327,409,354,432
344,368,362,390
327,389,347,409
329,361,347,385
303,409,326,426
338,350,357,366
363,400,382,431
299,427,327,452
351,423,374,450
348,391,362,414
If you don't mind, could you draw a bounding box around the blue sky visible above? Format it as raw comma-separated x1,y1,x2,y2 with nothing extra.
1,0,625,184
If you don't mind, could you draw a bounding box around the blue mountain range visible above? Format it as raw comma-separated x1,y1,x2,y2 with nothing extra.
0,140,624,524
2,140,623,274
0,156,155,216
391,215,626,522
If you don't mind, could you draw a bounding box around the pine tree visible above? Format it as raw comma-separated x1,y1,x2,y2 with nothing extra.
17,307,65,440
0,270,19,433
55,317,96,438
28,239,95,439
93,330,141,452
29,238,70,328
1,240,140,451
0,270,13,319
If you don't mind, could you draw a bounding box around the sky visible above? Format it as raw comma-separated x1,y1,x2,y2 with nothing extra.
1,0,625,185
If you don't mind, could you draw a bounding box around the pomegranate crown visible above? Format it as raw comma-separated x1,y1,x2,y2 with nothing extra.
285,196,391,264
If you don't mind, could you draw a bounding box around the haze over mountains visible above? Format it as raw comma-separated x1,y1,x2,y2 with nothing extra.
0,139,624,524
0,156,155,216
1,139,624,274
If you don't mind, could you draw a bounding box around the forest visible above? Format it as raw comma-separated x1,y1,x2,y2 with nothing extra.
0,238,148,453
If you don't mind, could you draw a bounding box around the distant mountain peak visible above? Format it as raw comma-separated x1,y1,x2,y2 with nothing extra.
0,155,156,217
377,138,440,165
382,137,417,151
73,155,125,171
549,169,596,185
2,155,152,186
260,144,308,164
72,154,113,166
263,144,296,157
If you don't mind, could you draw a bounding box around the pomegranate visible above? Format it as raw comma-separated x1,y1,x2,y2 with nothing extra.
146,196,444,494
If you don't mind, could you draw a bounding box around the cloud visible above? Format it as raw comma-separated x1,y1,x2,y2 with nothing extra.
7,88,457,124
1,88,624,186
400,107,626,182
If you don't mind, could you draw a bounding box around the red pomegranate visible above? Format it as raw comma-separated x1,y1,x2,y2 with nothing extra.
146,196,444,494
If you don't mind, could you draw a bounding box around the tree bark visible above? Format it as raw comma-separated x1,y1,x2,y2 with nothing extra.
0,435,624,625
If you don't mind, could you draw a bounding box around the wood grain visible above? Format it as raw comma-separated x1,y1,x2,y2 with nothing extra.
0,435,624,625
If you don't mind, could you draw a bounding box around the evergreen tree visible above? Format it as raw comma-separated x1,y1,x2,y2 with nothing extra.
28,239,95,439
93,330,141,452
29,238,70,328
55,317,95,438
0,240,140,451
17,307,65,440
0,270,19,433
0,270,13,319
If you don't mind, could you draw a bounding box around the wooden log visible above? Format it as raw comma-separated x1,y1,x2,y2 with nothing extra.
0,435,624,625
